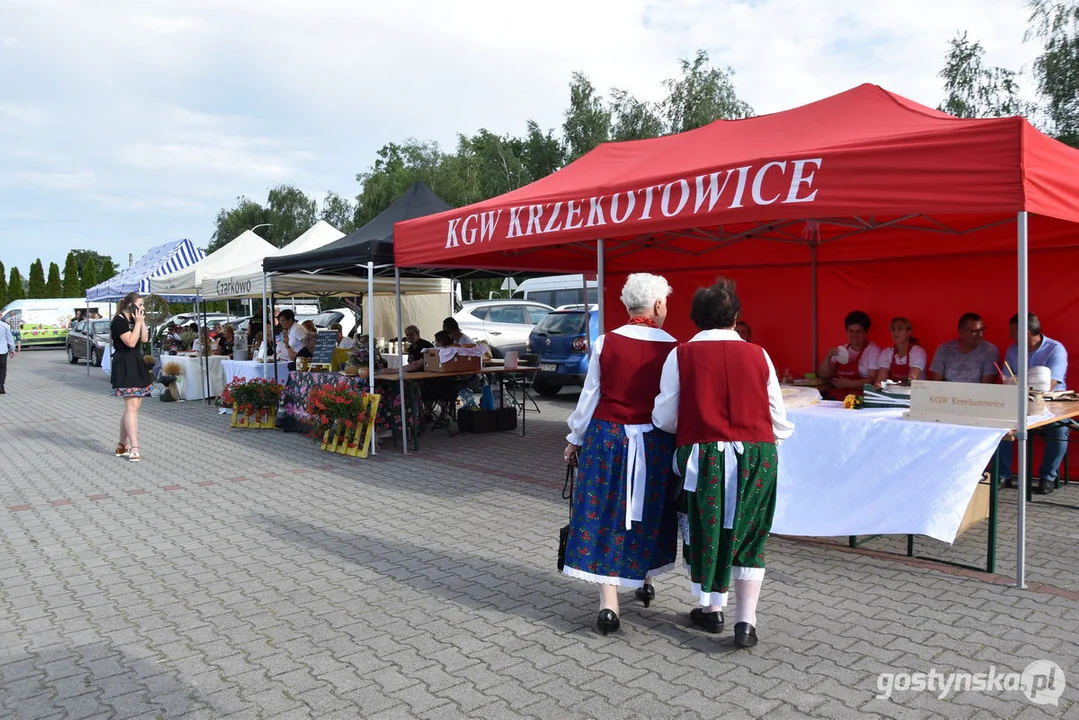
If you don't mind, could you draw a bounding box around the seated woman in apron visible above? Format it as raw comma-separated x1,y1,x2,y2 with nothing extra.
870,316,926,387
817,310,882,400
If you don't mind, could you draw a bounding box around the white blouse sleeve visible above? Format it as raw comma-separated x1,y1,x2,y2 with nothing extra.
763,351,795,442
871,347,893,371
651,348,681,434
565,334,605,446
911,345,928,371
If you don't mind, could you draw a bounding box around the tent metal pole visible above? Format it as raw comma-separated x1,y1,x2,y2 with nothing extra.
596,239,605,336
1015,211,1029,589
811,243,819,370
395,268,407,455
261,275,268,374
85,299,91,377
367,262,376,456
201,292,211,405
270,292,278,385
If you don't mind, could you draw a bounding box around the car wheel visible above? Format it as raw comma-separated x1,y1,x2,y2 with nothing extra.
92,348,103,367
67,345,78,364
533,378,562,397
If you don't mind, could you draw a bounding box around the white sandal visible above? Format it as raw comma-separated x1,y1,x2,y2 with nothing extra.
128,446,141,462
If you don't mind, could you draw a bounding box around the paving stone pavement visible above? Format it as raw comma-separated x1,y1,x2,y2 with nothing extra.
1,351,1077,719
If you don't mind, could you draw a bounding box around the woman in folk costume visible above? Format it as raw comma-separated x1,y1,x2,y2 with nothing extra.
562,273,681,636
652,277,794,648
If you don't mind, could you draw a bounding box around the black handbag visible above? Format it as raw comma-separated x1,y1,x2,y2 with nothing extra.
557,459,576,571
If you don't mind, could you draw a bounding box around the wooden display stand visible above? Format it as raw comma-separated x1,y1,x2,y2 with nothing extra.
319,393,380,458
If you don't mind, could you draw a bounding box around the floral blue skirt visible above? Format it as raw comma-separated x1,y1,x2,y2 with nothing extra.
563,419,679,587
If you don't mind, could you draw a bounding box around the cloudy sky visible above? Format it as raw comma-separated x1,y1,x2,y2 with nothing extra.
0,0,1041,279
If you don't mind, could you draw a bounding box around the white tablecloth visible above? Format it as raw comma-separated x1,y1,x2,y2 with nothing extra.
222,360,292,384
772,402,1008,543
166,355,226,401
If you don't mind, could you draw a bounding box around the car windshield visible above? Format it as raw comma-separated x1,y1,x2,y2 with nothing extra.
91,320,110,334
536,312,585,335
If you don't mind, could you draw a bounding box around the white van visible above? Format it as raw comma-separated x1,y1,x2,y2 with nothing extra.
510,274,598,309
1,298,94,347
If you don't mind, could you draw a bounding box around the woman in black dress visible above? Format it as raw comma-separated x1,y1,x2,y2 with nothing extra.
111,292,153,462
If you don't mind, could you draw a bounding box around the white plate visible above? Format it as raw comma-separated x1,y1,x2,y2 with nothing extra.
540,363,557,372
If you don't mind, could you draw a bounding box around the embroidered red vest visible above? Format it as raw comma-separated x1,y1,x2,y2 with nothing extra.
675,341,774,446
593,331,677,425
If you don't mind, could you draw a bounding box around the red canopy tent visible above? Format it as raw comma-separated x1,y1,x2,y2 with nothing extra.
394,83,1079,585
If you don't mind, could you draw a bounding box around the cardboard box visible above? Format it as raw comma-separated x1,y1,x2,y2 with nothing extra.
956,480,991,537
423,348,481,373
458,407,517,433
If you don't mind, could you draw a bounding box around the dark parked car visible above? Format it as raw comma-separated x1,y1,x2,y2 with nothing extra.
66,319,112,366
527,308,599,396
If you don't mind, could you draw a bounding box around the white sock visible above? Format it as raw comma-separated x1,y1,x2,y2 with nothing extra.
734,579,762,627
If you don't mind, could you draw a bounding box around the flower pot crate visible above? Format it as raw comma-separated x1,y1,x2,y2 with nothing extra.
231,406,277,429
318,392,380,458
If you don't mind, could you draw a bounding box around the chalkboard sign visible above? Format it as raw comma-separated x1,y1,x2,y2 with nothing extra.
311,330,338,366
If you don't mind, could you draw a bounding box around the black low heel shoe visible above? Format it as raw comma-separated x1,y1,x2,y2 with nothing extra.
689,608,724,634
596,609,620,636
734,622,758,648
634,584,655,608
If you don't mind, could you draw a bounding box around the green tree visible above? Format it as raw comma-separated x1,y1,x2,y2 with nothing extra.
354,140,456,226
62,253,81,296
45,262,62,297
8,266,25,301
562,72,612,162
209,197,272,253
266,184,318,248
81,258,98,293
520,120,565,182
1027,0,1079,146
938,32,1027,118
69,250,116,286
609,88,666,141
320,192,357,233
0,261,6,307
27,260,46,298
663,50,753,133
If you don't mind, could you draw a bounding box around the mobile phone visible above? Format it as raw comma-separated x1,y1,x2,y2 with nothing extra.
125,302,138,314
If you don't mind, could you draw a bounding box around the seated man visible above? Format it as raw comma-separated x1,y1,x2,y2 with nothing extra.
402,324,434,372
817,310,881,398
331,323,354,349
929,312,999,384
735,320,752,343
998,312,1069,495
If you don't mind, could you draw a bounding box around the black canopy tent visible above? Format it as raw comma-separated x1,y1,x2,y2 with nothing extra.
264,182,451,275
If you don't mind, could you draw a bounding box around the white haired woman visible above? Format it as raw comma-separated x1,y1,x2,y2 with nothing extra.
562,273,681,635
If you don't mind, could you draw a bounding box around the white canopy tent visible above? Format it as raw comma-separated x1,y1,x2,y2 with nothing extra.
150,230,277,296
197,220,451,339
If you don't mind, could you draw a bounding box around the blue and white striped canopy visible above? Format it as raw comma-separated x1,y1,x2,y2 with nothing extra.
85,239,205,302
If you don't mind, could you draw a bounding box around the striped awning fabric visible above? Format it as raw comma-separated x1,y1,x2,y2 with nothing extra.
86,239,206,301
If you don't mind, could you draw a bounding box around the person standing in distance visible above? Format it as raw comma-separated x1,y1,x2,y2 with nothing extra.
111,292,153,462
0,317,15,394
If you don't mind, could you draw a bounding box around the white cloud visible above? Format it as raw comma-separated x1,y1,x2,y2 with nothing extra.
0,0,1051,273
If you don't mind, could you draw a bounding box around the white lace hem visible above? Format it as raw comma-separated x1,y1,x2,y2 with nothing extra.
690,582,728,608
562,565,646,588
731,566,765,581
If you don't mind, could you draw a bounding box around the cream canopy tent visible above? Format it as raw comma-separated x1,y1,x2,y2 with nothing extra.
149,230,277,296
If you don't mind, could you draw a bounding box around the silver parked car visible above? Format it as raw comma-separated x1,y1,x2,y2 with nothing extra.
66,319,112,366
451,300,553,354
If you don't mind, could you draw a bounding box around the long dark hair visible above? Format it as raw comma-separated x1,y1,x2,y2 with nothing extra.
118,292,141,320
